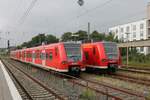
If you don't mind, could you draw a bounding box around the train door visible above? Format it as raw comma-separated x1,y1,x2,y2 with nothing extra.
93,46,99,65
35,49,42,65
32,50,35,63
25,51,27,62
45,49,54,68
41,50,46,66
20,51,22,60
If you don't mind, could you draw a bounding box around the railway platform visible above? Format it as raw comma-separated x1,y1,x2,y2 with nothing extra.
0,60,22,100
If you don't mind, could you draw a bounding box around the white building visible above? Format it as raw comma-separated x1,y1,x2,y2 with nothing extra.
108,3,150,55
109,19,147,41
109,19,149,54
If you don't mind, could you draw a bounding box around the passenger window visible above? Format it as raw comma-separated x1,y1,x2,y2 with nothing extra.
40,53,45,60
46,53,49,59
40,53,42,59
36,52,39,58
49,52,53,60
29,53,31,58
32,53,36,58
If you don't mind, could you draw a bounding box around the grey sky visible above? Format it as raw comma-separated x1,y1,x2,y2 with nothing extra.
0,0,149,48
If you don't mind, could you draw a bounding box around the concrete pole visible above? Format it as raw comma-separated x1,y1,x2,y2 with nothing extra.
88,22,90,41
127,46,128,66
125,32,130,67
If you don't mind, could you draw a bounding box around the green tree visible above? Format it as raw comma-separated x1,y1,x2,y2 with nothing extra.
105,32,119,42
19,33,59,48
32,34,45,46
74,30,88,41
61,32,72,42
45,34,59,44
105,32,114,41
90,30,105,41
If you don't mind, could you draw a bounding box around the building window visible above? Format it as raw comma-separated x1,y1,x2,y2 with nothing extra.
126,26,130,32
148,47,150,53
140,47,144,52
140,31,143,37
132,25,136,31
121,34,124,41
133,32,136,38
120,28,124,33
133,39,136,41
116,29,118,33
140,23,144,29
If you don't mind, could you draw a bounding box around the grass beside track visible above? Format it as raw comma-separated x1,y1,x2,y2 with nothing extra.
122,61,150,68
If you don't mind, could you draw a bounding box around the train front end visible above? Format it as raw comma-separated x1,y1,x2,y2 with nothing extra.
64,43,85,75
103,42,121,72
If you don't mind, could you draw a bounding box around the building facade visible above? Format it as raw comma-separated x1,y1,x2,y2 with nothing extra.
109,19,149,54
109,3,150,55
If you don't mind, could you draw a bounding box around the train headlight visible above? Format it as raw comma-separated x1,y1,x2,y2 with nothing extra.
101,59,108,62
61,61,68,65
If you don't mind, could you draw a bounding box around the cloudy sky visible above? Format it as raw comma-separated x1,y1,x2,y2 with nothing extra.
0,0,149,48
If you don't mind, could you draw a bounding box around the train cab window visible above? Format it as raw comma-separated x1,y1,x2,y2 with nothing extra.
93,47,96,55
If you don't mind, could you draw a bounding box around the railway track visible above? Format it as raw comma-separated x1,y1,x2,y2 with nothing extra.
2,59,66,100
4,59,121,100
111,73,150,86
119,68,150,75
2,58,146,100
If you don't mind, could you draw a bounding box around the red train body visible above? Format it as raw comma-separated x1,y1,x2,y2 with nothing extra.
81,42,121,72
10,42,85,75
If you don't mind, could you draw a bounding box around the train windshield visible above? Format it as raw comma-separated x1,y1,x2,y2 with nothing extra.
64,43,81,61
103,42,118,59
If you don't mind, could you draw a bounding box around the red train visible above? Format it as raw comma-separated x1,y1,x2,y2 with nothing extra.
82,42,121,72
10,42,85,75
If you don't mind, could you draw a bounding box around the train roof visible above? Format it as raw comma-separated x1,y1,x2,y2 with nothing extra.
11,42,81,52
82,41,116,45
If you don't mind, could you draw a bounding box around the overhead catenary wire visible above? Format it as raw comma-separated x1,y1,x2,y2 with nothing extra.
62,10,145,34
77,0,113,18
59,0,114,32
18,0,38,26
62,6,146,33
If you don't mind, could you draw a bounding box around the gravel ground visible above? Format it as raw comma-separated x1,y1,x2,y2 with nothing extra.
81,72,150,99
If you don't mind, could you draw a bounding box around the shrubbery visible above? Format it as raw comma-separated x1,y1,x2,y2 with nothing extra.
121,48,150,65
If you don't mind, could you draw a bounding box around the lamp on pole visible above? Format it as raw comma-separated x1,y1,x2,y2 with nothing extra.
77,0,84,6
